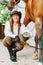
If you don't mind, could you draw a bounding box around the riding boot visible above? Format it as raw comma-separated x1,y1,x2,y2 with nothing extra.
11,47,17,62
11,41,17,62
7,43,17,62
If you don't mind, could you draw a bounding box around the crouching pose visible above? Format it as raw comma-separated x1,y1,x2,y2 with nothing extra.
3,11,24,62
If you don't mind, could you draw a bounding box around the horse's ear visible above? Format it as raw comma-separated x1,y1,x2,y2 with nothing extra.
23,0,28,3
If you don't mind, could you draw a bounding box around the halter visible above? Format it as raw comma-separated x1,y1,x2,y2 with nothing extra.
13,0,20,5
13,0,24,9
0,0,24,10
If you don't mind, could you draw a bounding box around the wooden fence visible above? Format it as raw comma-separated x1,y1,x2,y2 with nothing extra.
0,24,5,39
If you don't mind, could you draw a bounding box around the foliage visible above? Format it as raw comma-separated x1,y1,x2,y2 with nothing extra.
0,4,10,24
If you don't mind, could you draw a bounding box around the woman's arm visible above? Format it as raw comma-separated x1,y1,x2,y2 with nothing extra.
4,21,16,38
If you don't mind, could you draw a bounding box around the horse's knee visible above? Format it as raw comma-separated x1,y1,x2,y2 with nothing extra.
35,18,42,38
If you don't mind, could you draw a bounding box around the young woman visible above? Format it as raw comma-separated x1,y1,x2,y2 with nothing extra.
3,11,24,62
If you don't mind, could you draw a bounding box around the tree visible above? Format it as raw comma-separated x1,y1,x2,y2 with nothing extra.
0,4,10,24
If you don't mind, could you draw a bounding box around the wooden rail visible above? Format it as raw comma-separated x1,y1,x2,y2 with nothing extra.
0,24,5,39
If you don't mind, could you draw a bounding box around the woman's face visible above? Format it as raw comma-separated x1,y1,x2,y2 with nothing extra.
12,14,20,23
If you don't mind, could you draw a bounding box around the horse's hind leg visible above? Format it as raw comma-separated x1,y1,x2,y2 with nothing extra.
33,18,42,60
35,34,38,53
33,34,39,60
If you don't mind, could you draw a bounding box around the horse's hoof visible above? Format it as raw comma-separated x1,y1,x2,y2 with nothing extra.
33,52,38,60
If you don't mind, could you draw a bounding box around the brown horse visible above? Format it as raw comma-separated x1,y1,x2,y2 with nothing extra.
7,0,43,59
23,0,43,58
23,0,43,60
7,0,43,34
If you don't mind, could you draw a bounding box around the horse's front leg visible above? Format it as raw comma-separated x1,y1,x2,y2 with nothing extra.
33,18,42,60
35,34,38,53
35,18,42,52
23,6,30,26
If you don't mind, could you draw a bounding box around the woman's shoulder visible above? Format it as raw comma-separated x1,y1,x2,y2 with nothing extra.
5,21,10,25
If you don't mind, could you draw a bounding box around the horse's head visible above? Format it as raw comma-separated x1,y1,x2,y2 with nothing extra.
7,0,28,11
7,0,20,10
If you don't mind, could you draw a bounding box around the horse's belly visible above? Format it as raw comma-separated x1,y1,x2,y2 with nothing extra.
32,0,43,18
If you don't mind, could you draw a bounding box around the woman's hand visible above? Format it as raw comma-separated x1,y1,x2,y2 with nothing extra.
15,36,20,43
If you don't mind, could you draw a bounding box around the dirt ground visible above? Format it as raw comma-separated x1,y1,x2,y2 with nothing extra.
0,40,39,65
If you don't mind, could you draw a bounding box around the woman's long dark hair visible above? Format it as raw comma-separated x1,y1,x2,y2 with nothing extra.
10,17,21,34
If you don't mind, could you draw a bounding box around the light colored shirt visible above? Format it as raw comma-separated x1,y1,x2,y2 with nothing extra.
4,21,36,39
4,21,18,38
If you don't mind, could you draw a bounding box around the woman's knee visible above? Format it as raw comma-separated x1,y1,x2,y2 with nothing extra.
3,39,7,47
3,36,12,46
